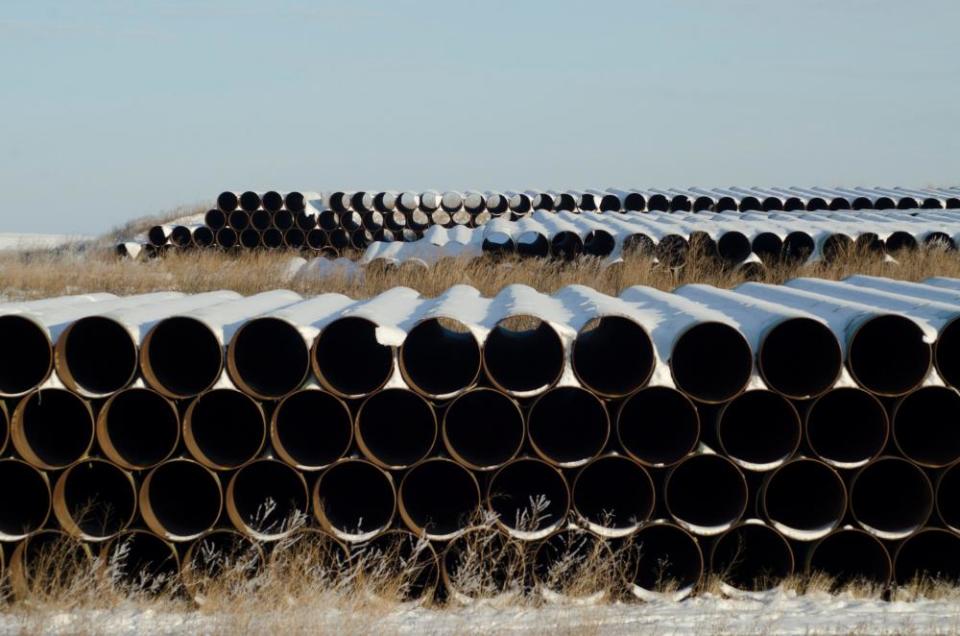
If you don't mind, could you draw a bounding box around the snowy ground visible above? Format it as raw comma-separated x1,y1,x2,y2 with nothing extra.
0,232,92,251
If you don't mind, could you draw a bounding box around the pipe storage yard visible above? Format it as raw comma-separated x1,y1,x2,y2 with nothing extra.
6,275,960,600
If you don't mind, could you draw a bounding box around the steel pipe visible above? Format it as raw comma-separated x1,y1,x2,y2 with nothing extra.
938,461,960,534
313,458,396,542
761,458,846,541
312,316,394,398
482,316,564,397
217,191,239,212
533,529,614,601
184,389,266,470
9,530,92,600
572,316,654,398
626,521,703,600
140,458,223,541
52,458,137,541
665,454,748,536
442,388,524,471
850,456,933,539
0,459,50,541
227,317,312,399
182,529,264,603
442,527,524,603
239,191,260,212
894,528,960,585
12,388,93,470
285,191,306,212
398,458,481,541
710,522,794,593
806,529,891,588
572,454,654,537
226,459,308,541
487,457,570,540
102,530,179,590
892,387,960,468
353,529,439,603
399,318,481,400
270,389,352,471
617,387,699,467
356,388,437,470
716,390,801,471
215,227,237,248
527,386,610,468
805,388,889,469
96,388,179,470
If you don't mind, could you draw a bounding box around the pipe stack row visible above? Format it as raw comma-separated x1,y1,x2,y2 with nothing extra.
4,276,960,600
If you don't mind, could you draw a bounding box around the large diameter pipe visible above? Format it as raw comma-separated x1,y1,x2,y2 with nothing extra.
226,458,308,541
270,389,352,471
0,459,50,541
353,529,439,603
533,529,615,601
805,388,888,469
96,388,179,470
182,529,264,604
399,317,481,400
527,387,610,468
665,454,748,536
184,389,266,470
356,388,437,470
442,388,524,471
312,316,394,398
616,387,700,467
226,316,313,399
268,528,348,584
217,191,239,212
102,530,179,590
850,456,933,539
140,458,223,541
313,458,396,542
487,457,570,540
0,313,56,395
398,458,481,541
9,530,92,600
716,390,801,471
761,458,846,541
482,316,564,397
572,316,654,398
710,522,794,593
937,461,960,534
894,528,960,586
53,458,137,541
572,454,654,537
442,527,524,603
626,521,703,600
12,388,93,470
806,529,891,589
238,191,260,212
892,387,960,468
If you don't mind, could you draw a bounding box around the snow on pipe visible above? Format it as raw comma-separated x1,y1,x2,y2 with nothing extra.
761,458,846,541
9,530,92,600
313,458,396,543
140,458,223,542
626,521,703,600
715,390,801,471
12,389,93,470
532,528,615,600
526,386,610,468
95,388,180,470
356,388,437,470
806,529,891,588
891,387,960,468
52,458,137,541
441,528,525,603
487,457,570,540
270,389,353,471
398,458,481,541
804,388,889,469
442,388,525,471
482,316,565,397
181,530,264,601
893,528,960,585
183,389,266,471
226,458,308,541
352,529,439,603
0,459,50,541
571,316,655,398
849,456,933,540
664,454,748,536
102,530,179,588
710,522,794,593
572,454,655,538
616,387,699,467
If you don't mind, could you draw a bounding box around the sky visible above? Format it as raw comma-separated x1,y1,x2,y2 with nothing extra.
0,0,958,234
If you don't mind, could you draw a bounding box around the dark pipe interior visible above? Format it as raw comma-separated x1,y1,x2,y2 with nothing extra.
193,226,214,247
617,387,699,466
510,194,532,213
920,198,942,209
0,315,51,395
307,229,327,250
718,391,800,467
443,530,520,596
239,191,261,212
285,228,305,248
711,524,793,591
318,210,339,231
854,232,884,255
216,228,237,248
829,197,852,210
350,191,370,213
217,192,238,212
18,389,92,467
205,209,226,230
0,460,49,536
146,461,221,537
717,232,751,265
314,317,393,396
939,463,960,531
489,459,568,534
358,532,437,601
285,191,305,212
228,210,250,231
573,456,654,530
103,389,178,468
296,211,316,231
350,229,373,249
533,530,606,593
231,318,309,398
552,193,574,211
935,319,960,390
783,231,815,262
61,461,135,537
808,530,890,586
262,228,283,249
316,460,394,536
784,197,805,211
851,458,932,536
646,194,669,212
851,197,874,210
624,192,646,211
623,233,655,257
482,237,516,256
250,210,271,231
761,197,784,211
274,390,352,469
848,315,930,396
401,460,479,536
273,209,295,231
231,461,307,536
669,195,691,212
893,387,960,467
886,231,918,252
895,530,960,585
739,196,762,212
401,319,480,397
406,210,430,230
262,191,283,212
444,389,524,469
579,193,598,211
752,232,783,264
666,455,747,531
550,231,583,260
328,229,350,249
358,389,435,468
240,229,261,249
584,230,616,256
821,233,852,261
806,388,888,467
715,197,738,212
187,390,264,468
600,194,621,212
107,532,178,587
516,233,549,258
693,196,715,212
528,387,609,466
671,322,752,403
63,316,137,395
144,317,221,398
764,459,846,536
363,210,384,231
483,318,563,394
654,234,688,267
760,317,842,399
573,316,653,397
628,524,703,592
170,226,192,247
688,231,719,261
329,192,347,213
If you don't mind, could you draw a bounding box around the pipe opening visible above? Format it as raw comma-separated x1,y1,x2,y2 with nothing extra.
285,228,305,248
11,531,90,597
350,192,370,213
488,458,569,539
851,197,874,210
306,229,327,250
170,226,192,247
821,233,852,261
227,460,307,539
0,460,49,539
617,387,699,467
848,315,930,396
399,459,480,540
483,316,563,396
622,233,655,257
895,529,960,585
357,389,436,469
717,232,751,265
274,209,295,231
262,228,283,249
268,528,348,584
217,192,238,212
142,317,222,399
934,318,960,390
482,236,516,256
105,531,179,589
554,193,575,211
239,191,260,212
0,315,51,396
886,231,918,252
550,231,583,260
183,530,263,597
851,457,932,539
516,233,549,258
229,317,309,399
252,208,272,231
627,523,703,598
142,460,221,540
599,194,621,212
828,197,852,211
573,316,654,398
624,192,646,211
584,230,616,256
938,462,960,533
443,388,524,470
806,388,888,468
98,389,178,469
893,387,960,467
239,229,260,249
807,530,891,587
216,228,237,249
442,528,524,600
711,524,794,591
806,197,828,211
665,455,747,535
760,197,784,212
397,192,419,213
314,459,395,541
295,211,316,231
328,228,350,249
400,318,480,398
854,232,884,255
285,191,305,212
760,317,842,399
58,316,137,396
205,209,226,230
783,232,815,263
148,226,168,247
669,195,691,212
573,455,654,536
355,531,438,602
718,390,801,470
752,233,783,264
262,191,283,212
893,197,917,210
578,194,598,211
671,322,752,403
783,197,805,211
655,234,689,267
715,197,737,213
185,389,265,469
228,210,250,231
272,390,352,470
193,226,214,248
763,459,845,541
313,317,393,398
528,387,609,468
693,196,715,212
14,389,93,469
533,529,612,598
55,459,136,540
318,210,339,231
739,196,762,212
924,231,956,250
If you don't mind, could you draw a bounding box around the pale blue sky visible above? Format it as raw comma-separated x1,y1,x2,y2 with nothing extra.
1,1,958,234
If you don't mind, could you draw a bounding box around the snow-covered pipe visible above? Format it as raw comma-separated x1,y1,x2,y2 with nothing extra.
140,458,223,542
11,388,93,470
419,190,442,212
806,528,891,587
893,528,960,585
0,459,50,541
398,317,481,400
398,458,480,541
665,454,747,536
225,458,308,541
442,388,524,471
270,388,352,471
312,458,396,543
183,389,266,470
482,317,565,397
350,191,374,213
804,388,888,469
716,390,801,471
572,454,654,538
95,388,179,470
526,386,609,468
487,457,570,540
849,456,933,540
616,386,699,467
571,315,655,398
761,458,846,541
52,458,136,541
891,387,960,468
627,521,703,600
710,522,794,593
356,388,436,470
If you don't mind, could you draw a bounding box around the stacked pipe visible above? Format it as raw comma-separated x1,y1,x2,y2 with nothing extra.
5,277,960,601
